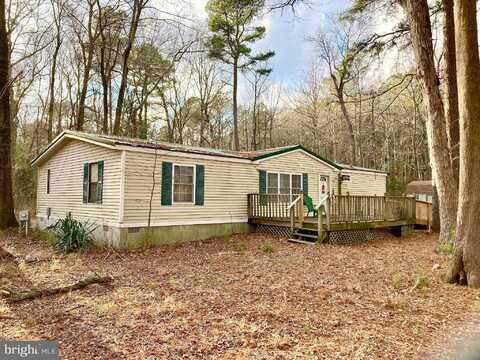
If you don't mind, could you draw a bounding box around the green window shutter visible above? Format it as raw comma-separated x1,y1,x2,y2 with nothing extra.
259,170,267,194
195,164,205,206
83,163,89,203
97,160,104,203
161,161,173,206
303,173,308,196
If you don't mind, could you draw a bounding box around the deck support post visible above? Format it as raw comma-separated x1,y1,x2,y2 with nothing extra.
290,209,294,236
325,197,331,231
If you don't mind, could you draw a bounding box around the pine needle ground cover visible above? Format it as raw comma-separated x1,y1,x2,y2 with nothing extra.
1,231,479,359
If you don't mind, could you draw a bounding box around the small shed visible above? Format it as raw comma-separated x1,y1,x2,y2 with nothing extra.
406,180,433,203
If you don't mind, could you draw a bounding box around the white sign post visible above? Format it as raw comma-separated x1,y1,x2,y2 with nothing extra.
19,210,29,236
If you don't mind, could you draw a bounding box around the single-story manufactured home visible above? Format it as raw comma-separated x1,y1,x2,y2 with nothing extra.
32,131,387,248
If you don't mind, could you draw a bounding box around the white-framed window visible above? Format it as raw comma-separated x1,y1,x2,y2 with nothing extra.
267,172,279,194
267,172,303,200
173,164,195,203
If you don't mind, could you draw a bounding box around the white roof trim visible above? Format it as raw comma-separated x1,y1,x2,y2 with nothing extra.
31,131,117,166
341,169,388,176
252,148,341,171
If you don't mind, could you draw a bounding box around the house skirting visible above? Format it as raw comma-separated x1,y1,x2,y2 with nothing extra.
118,222,251,249
36,215,251,249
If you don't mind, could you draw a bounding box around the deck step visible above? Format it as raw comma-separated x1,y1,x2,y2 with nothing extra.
297,227,319,233
293,232,318,240
288,238,316,245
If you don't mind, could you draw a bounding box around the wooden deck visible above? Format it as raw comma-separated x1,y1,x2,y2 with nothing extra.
248,194,416,242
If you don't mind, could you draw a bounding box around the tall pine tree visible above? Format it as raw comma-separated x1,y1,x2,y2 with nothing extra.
206,0,274,150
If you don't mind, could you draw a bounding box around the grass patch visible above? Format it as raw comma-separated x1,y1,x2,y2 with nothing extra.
437,243,454,255
391,273,405,290
383,295,408,310
96,302,116,315
412,326,423,337
143,249,152,256
414,273,431,290
233,242,247,252
471,297,480,312
259,243,275,254
31,228,56,246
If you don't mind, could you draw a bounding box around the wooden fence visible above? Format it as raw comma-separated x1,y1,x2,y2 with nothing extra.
415,200,432,228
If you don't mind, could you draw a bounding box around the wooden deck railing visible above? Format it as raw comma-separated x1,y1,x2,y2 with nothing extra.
248,194,298,219
248,193,416,224
329,195,416,223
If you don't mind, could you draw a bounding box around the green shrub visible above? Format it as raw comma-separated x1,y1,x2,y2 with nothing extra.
48,216,96,253
437,243,454,255
414,274,431,290
259,243,275,254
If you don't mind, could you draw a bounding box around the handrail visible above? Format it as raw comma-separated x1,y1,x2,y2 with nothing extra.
315,194,329,210
288,194,304,236
316,194,331,235
287,194,303,210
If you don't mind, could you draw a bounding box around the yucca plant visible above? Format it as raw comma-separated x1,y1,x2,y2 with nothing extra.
48,216,96,253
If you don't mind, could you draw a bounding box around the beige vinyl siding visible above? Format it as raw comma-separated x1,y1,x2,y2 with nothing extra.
122,151,257,225
256,150,340,204
36,139,122,224
341,172,386,196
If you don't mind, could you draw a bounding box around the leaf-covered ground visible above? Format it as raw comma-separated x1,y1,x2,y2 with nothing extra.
1,231,480,359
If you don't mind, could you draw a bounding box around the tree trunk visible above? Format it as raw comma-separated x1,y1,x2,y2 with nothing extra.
47,33,62,141
251,80,258,150
232,57,240,151
446,0,480,287
76,51,92,131
336,88,356,165
76,2,95,132
443,0,460,187
0,0,18,229
96,0,109,134
113,0,144,136
400,0,458,244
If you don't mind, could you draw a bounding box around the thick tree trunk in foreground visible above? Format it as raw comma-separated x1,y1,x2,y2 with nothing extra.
446,0,480,287
400,0,458,244
443,0,460,187
0,0,18,229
